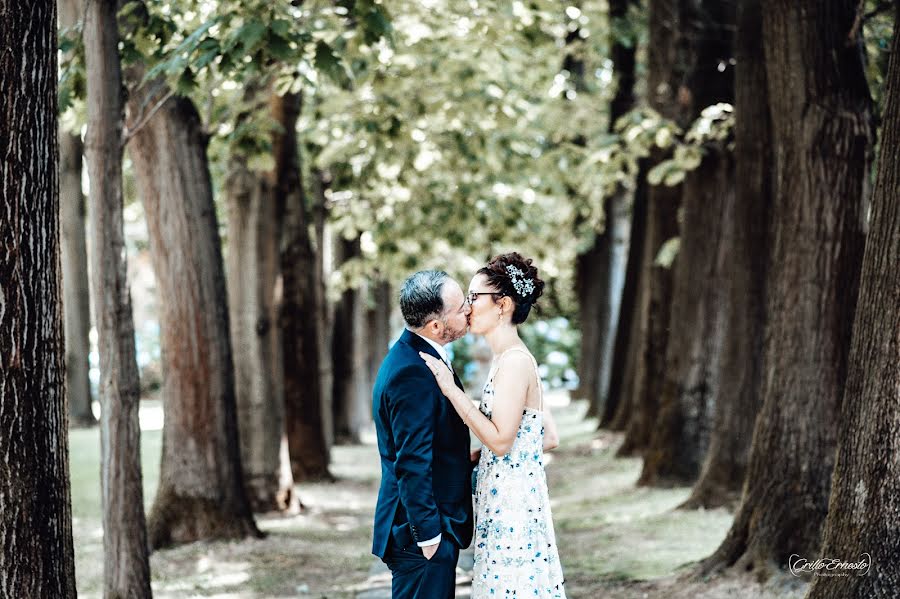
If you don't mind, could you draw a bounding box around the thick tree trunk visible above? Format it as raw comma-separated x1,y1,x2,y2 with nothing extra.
683,0,772,510
126,88,260,548
83,1,153,596
618,167,679,456
698,0,871,579
638,153,732,477
806,17,900,597
0,3,77,594
332,238,371,444
638,0,735,484
225,147,294,512
275,92,331,482
59,0,95,428
614,0,682,449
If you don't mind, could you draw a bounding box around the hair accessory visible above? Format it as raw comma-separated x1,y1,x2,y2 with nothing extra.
505,265,535,298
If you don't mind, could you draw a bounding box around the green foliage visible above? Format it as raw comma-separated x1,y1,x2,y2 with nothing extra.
303,0,617,313
654,237,680,268
863,1,896,115
58,23,86,119
56,0,893,327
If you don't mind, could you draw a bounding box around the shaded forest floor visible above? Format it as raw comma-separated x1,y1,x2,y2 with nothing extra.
70,394,808,598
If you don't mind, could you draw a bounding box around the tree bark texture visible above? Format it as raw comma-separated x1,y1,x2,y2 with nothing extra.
574,238,606,407
126,88,260,548
331,238,371,444
0,2,77,594
805,13,900,597
225,146,293,511
274,92,331,482
313,170,335,452
59,0,95,428
591,196,630,419
589,0,638,421
614,0,682,450
83,1,153,595
618,163,679,457
602,174,647,430
580,0,636,419
638,0,735,484
698,0,872,579
683,0,772,510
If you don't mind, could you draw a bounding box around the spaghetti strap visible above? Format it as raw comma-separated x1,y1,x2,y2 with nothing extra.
493,346,543,412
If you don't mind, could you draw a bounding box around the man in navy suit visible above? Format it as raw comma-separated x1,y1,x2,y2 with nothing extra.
372,270,474,598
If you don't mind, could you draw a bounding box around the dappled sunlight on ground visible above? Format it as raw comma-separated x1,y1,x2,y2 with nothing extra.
70,396,807,598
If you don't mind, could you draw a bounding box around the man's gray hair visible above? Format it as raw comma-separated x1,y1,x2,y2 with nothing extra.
399,270,450,328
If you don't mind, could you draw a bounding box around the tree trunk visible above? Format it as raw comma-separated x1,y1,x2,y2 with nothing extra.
59,0,95,429
618,165,679,456
594,196,630,417
682,0,772,510
574,239,604,406
313,170,335,453
570,12,632,416
601,175,647,430
332,238,371,444
126,88,260,548
637,0,735,483
638,152,732,479
83,1,153,595
806,15,900,597
586,0,637,420
275,92,331,482
698,0,871,579
0,2,78,594
225,144,293,511
614,0,682,450
368,280,393,387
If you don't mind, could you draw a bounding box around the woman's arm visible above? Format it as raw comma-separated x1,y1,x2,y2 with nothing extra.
419,352,530,456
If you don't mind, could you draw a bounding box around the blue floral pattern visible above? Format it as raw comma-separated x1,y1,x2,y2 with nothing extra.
471,348,566,598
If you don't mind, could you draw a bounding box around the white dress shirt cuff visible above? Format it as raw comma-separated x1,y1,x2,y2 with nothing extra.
417,533,441,547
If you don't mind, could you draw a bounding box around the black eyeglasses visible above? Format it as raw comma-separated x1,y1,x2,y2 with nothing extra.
466,291,504,305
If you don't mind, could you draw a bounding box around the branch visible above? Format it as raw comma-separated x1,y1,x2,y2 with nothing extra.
847,0,866,45
122,88,174,147
846,0,891,45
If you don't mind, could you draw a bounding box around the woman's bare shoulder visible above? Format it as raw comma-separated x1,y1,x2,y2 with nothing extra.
494,348,534,378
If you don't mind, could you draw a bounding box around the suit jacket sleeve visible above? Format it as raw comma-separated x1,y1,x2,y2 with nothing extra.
388,364,442,543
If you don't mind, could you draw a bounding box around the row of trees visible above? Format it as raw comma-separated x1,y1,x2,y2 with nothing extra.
572,0,899,595
5,0,616,596
1,0,897,598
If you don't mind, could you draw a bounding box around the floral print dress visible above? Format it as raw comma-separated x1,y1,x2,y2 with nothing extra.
471,347,567,598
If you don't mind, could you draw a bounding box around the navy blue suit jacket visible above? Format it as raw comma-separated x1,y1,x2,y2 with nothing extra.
371,329,474,559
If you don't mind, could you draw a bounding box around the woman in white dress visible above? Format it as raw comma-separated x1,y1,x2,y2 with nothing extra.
420,252,567,599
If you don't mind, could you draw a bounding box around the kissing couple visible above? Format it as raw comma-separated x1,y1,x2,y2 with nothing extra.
371,252,567,599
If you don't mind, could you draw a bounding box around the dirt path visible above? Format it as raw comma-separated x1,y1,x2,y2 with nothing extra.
71,395,808,598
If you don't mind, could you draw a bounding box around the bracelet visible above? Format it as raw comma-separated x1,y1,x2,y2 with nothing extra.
463,403,477,426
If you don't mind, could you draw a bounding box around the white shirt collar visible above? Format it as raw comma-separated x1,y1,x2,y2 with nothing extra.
411,330,450,364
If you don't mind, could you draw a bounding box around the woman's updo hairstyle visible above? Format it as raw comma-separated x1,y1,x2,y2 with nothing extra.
477,252,545,324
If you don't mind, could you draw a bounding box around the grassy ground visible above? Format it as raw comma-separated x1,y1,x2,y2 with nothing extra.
70,395,808,598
